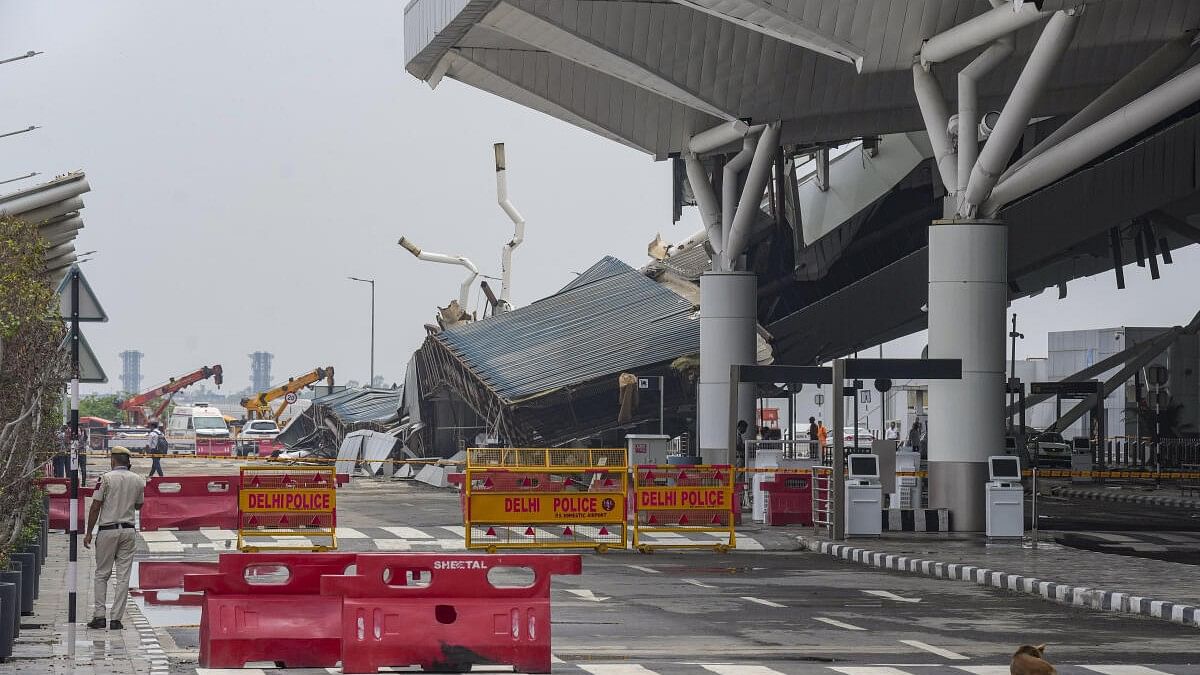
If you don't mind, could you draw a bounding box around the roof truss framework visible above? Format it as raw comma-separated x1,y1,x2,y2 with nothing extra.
406,0,1200,156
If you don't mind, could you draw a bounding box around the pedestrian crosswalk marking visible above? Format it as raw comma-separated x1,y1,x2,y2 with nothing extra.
335,527,367,538
898,641,968,661
1080,662,1171,667
830,662,921,667
952,667,1010,675
741,596,786,608
382,526,433,539
579,664,662,675
701,665,788,675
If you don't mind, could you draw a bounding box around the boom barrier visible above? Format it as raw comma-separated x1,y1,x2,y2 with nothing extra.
237,466,338,552
633,464,735,553
464,448,627,553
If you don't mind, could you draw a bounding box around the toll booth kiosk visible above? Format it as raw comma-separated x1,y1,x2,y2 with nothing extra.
985,456,1024,539
894,450,922,509
845,454,882,537
1071,436,1094,484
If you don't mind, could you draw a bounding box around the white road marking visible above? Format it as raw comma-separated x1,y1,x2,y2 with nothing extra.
701,665,787,675
138,531,178,542
200,529,237,540
197,669,268,674
898,640,968,660
440,525,467,537
625,565,660,574
579,665,661,675
145,541,185,553
335,527,367,539
551,654,565,664
565,589,609,602
683,578,716,589
813,616,866,631
1084,662,1176,667
863,590,921,603
734,537,763,550
372,539,413,551
741,596,786,608
382,526,434,539
830,668,920,675
954,667,1013,675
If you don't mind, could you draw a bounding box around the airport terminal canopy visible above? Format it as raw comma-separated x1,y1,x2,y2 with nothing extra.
405,0,1199,158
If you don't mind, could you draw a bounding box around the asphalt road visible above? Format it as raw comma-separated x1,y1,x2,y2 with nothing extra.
108,460,1200,674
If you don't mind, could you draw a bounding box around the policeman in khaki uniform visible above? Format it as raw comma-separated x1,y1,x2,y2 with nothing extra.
83,446,146,630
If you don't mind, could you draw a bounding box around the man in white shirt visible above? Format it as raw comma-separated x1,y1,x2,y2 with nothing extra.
83,446,145,630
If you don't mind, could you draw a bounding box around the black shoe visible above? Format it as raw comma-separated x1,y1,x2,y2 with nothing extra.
86,617,106,629
108,619,124,630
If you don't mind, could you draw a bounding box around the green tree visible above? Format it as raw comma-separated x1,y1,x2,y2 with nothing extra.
79,393,123,421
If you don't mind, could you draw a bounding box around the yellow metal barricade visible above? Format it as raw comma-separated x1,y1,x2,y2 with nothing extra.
237,465,338,552
633,464,735,553
464,448,627,553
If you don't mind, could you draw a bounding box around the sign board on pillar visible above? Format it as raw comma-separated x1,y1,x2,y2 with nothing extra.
55,265,108,322
58,328,108,383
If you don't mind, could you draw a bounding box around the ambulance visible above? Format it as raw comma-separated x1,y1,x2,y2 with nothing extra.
166,402,234,455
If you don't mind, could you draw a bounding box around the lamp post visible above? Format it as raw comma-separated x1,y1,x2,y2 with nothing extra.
348,276,375,387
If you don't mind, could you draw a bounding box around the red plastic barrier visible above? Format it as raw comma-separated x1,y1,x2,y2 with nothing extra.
196,438,237,456
142,590,206,606
762,473,813,526
321,553,582,674
184,552,358,669
37,478,95,531
141,476,239,531
138,560,220,590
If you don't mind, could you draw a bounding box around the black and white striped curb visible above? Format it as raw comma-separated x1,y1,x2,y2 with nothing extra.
1048,486,1200,510
883,508,951,532
128,599,170,674
800,538,1199,629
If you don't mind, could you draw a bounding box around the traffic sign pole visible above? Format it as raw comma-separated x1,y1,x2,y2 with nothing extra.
67,268,80,656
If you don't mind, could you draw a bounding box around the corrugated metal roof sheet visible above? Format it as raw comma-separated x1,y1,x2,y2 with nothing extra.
435,256,699,401
557,255,632,293
311,387,403,424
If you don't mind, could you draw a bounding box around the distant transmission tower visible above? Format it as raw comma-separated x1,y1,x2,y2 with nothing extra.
249,351,274,392
119,350,144,395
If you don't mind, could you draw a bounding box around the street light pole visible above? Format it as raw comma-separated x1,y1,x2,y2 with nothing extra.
348,277,376,386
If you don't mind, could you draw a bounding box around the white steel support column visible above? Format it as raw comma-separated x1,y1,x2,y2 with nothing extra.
927,219,1008,531
698,271,757,465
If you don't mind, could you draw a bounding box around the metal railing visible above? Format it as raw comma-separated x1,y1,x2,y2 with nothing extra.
812,466,834,536
1094,438,1200,470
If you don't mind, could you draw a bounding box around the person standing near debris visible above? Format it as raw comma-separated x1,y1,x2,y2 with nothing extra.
885,422,901,441
817,420,828,448
147,421,166,477
83,446,145,630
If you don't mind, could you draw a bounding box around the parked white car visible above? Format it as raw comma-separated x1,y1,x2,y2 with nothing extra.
238,419,280,441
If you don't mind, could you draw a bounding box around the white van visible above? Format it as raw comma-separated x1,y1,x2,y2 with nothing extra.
166,403,233,455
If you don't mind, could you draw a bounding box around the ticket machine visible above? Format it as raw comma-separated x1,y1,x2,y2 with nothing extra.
985,455,1024,539
845,454,882,537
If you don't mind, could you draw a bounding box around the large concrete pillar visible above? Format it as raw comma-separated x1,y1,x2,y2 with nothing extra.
926,218,1007,531
698,271,757,465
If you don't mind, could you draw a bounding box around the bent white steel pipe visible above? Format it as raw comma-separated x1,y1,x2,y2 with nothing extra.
684,153,724,255
397,236,480,309
494,143,525,308
1003,32,1200,180
689,120,750,155
985,60,1200,214
957,37,1015,193
721,133,760,268
962,9,1080,213
723,122,781,270
913,65,958,192
921,1,1047,67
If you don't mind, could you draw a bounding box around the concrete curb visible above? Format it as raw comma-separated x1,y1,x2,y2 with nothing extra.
799,537,1199,629
1048,486,1200,510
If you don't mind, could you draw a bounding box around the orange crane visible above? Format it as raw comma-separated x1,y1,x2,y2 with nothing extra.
240,366,334,422
119,365,223,425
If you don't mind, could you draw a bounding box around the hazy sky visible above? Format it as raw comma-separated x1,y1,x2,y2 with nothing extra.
3,1,1199,397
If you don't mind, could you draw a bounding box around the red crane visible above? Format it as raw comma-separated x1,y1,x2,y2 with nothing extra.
119,364,224,425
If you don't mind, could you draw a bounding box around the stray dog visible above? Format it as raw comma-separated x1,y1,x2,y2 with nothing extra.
1011,644,1056,674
